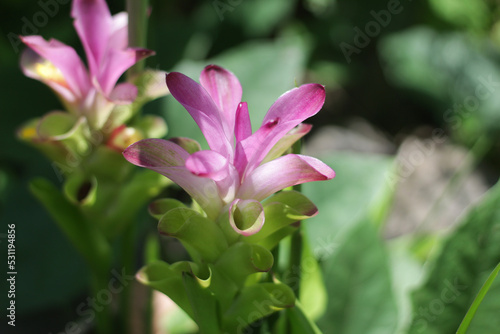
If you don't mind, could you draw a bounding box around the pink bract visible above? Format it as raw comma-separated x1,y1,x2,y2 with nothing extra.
124,65,335,234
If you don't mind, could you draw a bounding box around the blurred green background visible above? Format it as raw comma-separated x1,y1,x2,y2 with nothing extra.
1,0,500,333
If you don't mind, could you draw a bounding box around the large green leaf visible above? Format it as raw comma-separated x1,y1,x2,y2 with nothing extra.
318,221,398,334
379,28,500,139
386,237,426,333
163,34,309,149
428,0,490,31
224,0,297,36
302,152,395,259
407,181,500,334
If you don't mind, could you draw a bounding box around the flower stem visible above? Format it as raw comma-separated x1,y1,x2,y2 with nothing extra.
143,234,160,334
127,0,149,78
285,139,305,332
91,271,112,334
119,221,137,334
289,138,303,297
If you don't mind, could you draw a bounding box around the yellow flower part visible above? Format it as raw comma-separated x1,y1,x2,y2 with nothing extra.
107,126,143,151
35,61,68,88
19,126,37,140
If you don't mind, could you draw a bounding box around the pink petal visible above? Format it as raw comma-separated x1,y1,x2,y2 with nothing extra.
20,36,90,100
237,154,335,201
108,12,128,50
166,72,233,157
20,48,76,104
168,137,201,154
185,150,239,203
235,102,252,142
72,0,113,77
199,65,242,137
260,123,312,164
98,48,154,95
81,87,114,129
229,199,265,236
263,83,325,125
123,138,189,169
123,139,223,218
234,84,325,177
185,150,230,181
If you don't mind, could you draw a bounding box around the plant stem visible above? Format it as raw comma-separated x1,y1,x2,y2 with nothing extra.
119,221,137,334
144,234,161,334
282,140,306,332
289,231,303,297
127,0,149,78
91,270,112,334
290,139,303,297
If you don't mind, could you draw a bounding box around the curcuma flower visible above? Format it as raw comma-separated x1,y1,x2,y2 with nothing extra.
19,0,154,130
124,65,335,235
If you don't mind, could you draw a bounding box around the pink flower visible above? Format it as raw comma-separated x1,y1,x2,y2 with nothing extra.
124,65,335,235
19,0,154,129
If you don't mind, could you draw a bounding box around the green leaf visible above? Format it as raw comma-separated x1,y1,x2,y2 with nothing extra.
29,178,111,275
222,282,296,333
407,181,500,334
102,169,171,238
298,237,327,321
37,112,91,159
148,198,187,220
158,208,229,262
244,191,317,246
318,221,398,334
386,237,426,333
63,172,97,207
428,0,490,31
214,242,274,288
457,262,500,333
379,28,500,139
182,272,221,334
164,306,198,334
286,301,323,334
225,0,297,36
137,261,198,319
303,152,395,259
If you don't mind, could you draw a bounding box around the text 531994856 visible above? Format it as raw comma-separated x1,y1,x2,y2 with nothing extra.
7,223,16,327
